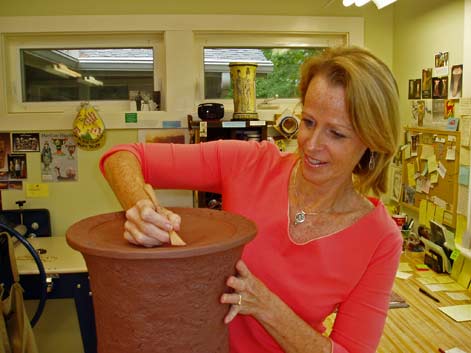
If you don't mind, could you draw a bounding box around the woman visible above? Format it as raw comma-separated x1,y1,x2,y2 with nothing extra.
100,46,402,353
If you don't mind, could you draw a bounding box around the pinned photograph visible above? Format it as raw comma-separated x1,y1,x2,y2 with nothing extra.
391,166,402,202
432,76,448,99
403,185,416,205
40,133,78,182
434,52,449,68
421,68,432,99
12,133,40,152
445,99,458,118
432,99,445,123
450,64,463,98
434,51,448,75
410,100,431,127
408,79,422,99
7,153,27,179
0,133,12,173
129,90,159,111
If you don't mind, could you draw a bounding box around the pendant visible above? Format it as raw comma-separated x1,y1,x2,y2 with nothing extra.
294,210,306,225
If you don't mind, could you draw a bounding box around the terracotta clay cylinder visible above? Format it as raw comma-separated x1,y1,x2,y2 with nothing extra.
66,208,257,353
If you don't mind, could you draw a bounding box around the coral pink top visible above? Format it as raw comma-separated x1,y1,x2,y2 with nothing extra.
100,140,402,353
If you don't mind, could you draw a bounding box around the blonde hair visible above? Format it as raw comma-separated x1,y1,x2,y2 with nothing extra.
298,46,400,195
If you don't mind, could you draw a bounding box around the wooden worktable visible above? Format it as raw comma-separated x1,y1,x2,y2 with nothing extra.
14,236,87,275
378,251,471,353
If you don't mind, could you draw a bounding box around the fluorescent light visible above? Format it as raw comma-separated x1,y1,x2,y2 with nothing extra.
343,0,355,6
78,76,104,86
355,0,371,6
52,63,82,78
372,0,397,9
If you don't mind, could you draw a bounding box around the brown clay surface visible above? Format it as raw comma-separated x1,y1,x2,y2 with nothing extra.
67,207,256,258
66,207,257,353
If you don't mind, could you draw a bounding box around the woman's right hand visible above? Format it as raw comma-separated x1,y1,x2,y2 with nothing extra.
123,199,181,247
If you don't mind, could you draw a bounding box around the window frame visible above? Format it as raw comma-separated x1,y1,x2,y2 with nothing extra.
194,32,348,107
0,15,363,130
4,32,164,113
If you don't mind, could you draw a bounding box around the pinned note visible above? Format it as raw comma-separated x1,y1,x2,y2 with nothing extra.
407,163,416,186
427,155,438,172
403,144,411,159
446,146,456,161
437,161,447,178
434,206,445,223
426,202,436,225
455,214,467,244
419,199,428,226
421,144,435,159
26,183,49,198
459,97,471,115
459,165,470,185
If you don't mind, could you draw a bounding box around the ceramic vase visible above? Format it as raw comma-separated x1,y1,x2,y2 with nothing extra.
229,62,258,120
66,207,257,353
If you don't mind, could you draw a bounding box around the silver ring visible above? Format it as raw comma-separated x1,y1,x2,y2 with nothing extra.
237,293,242,306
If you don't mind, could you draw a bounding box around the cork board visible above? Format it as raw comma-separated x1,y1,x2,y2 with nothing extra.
401,127,460,227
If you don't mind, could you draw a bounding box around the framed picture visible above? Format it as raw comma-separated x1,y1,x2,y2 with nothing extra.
129,90,159,111
12,133,40,152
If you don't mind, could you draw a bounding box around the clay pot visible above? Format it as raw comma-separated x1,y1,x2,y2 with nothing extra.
66,208,256,353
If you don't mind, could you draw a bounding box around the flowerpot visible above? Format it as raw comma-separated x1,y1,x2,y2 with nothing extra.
66,207,257,353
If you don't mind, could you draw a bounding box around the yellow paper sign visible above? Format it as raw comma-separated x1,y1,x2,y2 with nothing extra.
421,145,435,159
419,199,428,226
26,183,49,198
427,155,438,173
456,214,467,244
426,202,436,226
434,206,445,224
407,163,416,186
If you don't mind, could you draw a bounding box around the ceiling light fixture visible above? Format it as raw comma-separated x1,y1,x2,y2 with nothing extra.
342,0,397,8
52,63,82,78
355,0,371,6
78,76,104,86
342,0,355,6
372,0,397,9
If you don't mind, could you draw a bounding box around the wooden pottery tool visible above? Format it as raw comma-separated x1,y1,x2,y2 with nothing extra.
143,184,186,246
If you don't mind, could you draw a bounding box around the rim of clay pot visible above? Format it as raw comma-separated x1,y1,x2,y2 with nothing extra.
66,207,257,259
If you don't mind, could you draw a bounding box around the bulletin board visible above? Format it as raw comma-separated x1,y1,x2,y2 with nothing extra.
401,127,460,228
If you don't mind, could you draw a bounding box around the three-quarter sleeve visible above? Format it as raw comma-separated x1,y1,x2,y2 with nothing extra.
329,231,402,353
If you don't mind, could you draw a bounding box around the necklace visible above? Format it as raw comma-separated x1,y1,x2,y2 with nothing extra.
290,160,335,226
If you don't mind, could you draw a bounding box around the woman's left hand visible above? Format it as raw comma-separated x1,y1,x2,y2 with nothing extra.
220,259,274,324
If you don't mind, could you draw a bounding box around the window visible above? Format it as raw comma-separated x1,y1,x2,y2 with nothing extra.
21,48,154,102
204,47,325,99
4,33,163,112
196,32,346,103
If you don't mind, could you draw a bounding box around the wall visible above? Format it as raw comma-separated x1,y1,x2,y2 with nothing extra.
392,0,465,227
0,2,395,238
0,4,395,353
393,0,464,126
